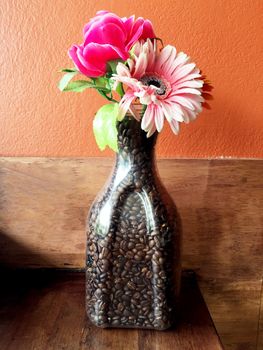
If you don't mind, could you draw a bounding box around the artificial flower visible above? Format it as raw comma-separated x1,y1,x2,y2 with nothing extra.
112,40,204,136
68,11,155,78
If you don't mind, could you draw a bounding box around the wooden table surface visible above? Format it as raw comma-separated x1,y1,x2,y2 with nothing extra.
0,270,224,350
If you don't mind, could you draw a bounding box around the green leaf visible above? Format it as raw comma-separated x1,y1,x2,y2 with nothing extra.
63,80,95,92
63,80,112,93
58,71,78,91
93,103,120,152
94,77,110,90
59,68,78,73
107,59,122,74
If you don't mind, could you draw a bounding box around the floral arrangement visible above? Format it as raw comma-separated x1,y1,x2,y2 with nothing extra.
59,11,206,152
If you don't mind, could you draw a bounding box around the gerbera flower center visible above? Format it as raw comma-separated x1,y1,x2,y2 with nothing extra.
140,74,170,97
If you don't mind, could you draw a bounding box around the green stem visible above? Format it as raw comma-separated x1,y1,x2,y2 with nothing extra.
98,89,118,103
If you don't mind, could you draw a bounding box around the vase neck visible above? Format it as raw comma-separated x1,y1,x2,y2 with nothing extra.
116,116,157,168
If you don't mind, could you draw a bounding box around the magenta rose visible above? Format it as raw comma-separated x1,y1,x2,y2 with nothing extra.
68,11,155,78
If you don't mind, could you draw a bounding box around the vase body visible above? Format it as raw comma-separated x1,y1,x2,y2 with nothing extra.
86,115,181,330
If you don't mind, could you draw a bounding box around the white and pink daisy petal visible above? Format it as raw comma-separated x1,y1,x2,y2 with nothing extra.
162,102,184,123
169,119,180,135
116,62,131,77
155,106,164,132
118,91,136,121
146,119,157,138
141,104,154,130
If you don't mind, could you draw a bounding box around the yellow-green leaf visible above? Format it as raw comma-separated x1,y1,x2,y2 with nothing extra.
58,71,78,91
93,103,120,152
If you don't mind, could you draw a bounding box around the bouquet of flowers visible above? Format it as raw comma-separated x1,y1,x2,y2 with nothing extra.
59,11,206,152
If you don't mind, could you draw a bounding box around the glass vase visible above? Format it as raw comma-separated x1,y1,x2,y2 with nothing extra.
86,112,181,330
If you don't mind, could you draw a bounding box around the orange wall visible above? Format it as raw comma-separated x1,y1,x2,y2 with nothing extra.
0,0,262,158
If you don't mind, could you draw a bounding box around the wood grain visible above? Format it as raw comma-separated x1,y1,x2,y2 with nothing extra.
0,270,224,350
0,157,262,350
258,278,263,350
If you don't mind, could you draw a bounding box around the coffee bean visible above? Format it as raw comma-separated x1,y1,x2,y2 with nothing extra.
126,251,134,259
149,240,155,248
117,303,125,312
146,271,153,279
141,267,148,274
134,254,142,261
133,292,140,299
127,281,136,290
127,241,135,249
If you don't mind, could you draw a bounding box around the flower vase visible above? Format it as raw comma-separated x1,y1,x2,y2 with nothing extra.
86,113,181,330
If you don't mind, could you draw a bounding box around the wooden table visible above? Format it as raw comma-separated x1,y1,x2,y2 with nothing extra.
0,270,224,350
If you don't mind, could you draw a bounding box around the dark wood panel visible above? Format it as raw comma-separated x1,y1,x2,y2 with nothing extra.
0,270,223,350
0,158,262,275
258,279,263,350
0,157,262,350
200,278,262,350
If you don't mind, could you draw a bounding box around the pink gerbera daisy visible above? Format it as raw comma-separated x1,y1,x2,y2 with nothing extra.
112,39,204,137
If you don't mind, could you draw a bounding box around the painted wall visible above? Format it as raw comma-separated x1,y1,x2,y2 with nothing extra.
0,0,262,158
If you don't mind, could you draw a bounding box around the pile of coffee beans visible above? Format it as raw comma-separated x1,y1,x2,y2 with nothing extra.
86,116,181,329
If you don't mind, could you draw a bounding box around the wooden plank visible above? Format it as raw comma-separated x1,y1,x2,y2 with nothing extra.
258,278,263,350
0,157,262,350
0,270,224,350
0,158,262,276
200,278,262,350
